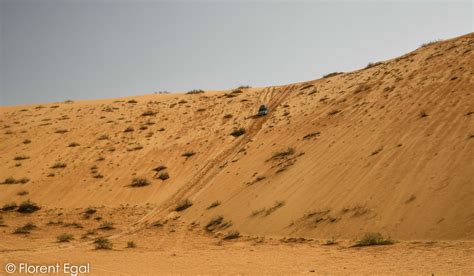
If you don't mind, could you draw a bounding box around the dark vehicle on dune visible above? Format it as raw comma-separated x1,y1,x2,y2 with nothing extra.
257,105,268,116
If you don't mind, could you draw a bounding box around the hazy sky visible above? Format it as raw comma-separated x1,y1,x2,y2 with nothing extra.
0,0,472,106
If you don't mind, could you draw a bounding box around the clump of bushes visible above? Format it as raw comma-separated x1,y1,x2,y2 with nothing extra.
14,155,30,160
182,151,195,158
94,237,113,249
124,127,134,132
98,221,114,230
2,202,18,211
68,142,80,147
207,201,221,209
175,199,192,211
13,222,37,234
153,165,167,172
130,177,150,187
17,200,41,213
186,89,205,94
127,99,138,103
23,139,32,144
223,230,240,240
51,162,66,169
323,72,343,78
141,110,157,116
157,171,170,181
1,177,29,184
57,233,74,242
230,128,246,137
354,232,393,247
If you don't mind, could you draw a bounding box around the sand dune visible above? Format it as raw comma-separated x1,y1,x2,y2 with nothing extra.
1,33,473,274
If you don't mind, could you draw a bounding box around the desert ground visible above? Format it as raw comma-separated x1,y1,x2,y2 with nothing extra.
1,33,473,274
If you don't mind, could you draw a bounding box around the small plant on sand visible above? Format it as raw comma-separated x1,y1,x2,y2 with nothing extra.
127,99,138,103
175,199,193,212
1,177,29,184
182,151,195,158
152,165,167,172
14,155,30,160
68,142,80,147
223,230,240,240
323,72,343,78
57,233,74,242
419,111,428,118
98,134,109,140
130,177,150,187
230,127,246,137
186,89,205,94
2,202,18,211
22,139,31,144
207,201,221,209
94,237,113,250
17,200,41,213
17,190,29,196
323,238,338,246
98,221,114,230
124,126,134,132
126,241,136,248
157,171,170,181
51,162,66,169
13,222,37,234
54,129,68,134
141,110,157,116
269,148,295,161
354,232,393,247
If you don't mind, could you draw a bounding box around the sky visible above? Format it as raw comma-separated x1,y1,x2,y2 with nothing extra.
0,0,472,106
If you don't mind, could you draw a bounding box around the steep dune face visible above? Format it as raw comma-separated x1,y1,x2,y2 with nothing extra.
1,33,473,240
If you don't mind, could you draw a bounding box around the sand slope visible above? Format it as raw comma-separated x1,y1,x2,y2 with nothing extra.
1,33,473,242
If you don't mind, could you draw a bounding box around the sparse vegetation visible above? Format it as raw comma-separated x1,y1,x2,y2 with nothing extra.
22,139,31,144
127,99,138,103
1,177,29,184
54,129,68,134
124,127,134,132
51,162,67,169
323,72,343,78
98,221,114,230
130,177,150,187
421,39,442,47
365,62,382,69
223,114,233,119
269,148,295,161
68,142,80,147
13,222,37,234
14,155,30,160
207,201,221,209
141,110,157,116
186,89,205,94
223,230,240,240
182,151,195,158
2,202,18,211
94,237,113,249
17,200,40,213
157,171,170,180
354,232,393,247
419,111,428,118
98,134,109,140
57,233,74,242
126,241,136,248
230,128,246,137
328,110,340,116
205,216,224,231
175,199,193,211
17,190,29,196
153,165,167,172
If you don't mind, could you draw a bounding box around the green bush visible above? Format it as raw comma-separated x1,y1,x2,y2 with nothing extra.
355,232,393,247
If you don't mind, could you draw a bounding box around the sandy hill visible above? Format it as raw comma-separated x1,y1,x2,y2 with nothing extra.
1,32,473,242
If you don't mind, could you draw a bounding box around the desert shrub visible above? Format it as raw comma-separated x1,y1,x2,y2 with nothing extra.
205,216,224,231
182,151,195,157
68,142,80,147
14,155,30,160
354,232,393,247
152,165,167,172
230,128,246,137
51,162,66,169
186,89,205,94
421,39,442,47
365,62,382,69
327,110,340,116
98,221,114,230
47,173,55,177
57,233,74,242
13,222,37,234
223,114,233,119
175,199,192,212
207,201,221,209
98,134,109,140
130,177,150,187
17,200,40,213
323,238,338,245
126,241,136,248
141,111,157,116
1,177,29,184
17,190,29,196
23,139,31,144
2,202,18,211
55,129,68,134
94,237,113,249
270,148,295,160
124,127,134,132
323,72,343,78
127,99,138,103
419,111,428,118
157,171,170,181
223,230,240,240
